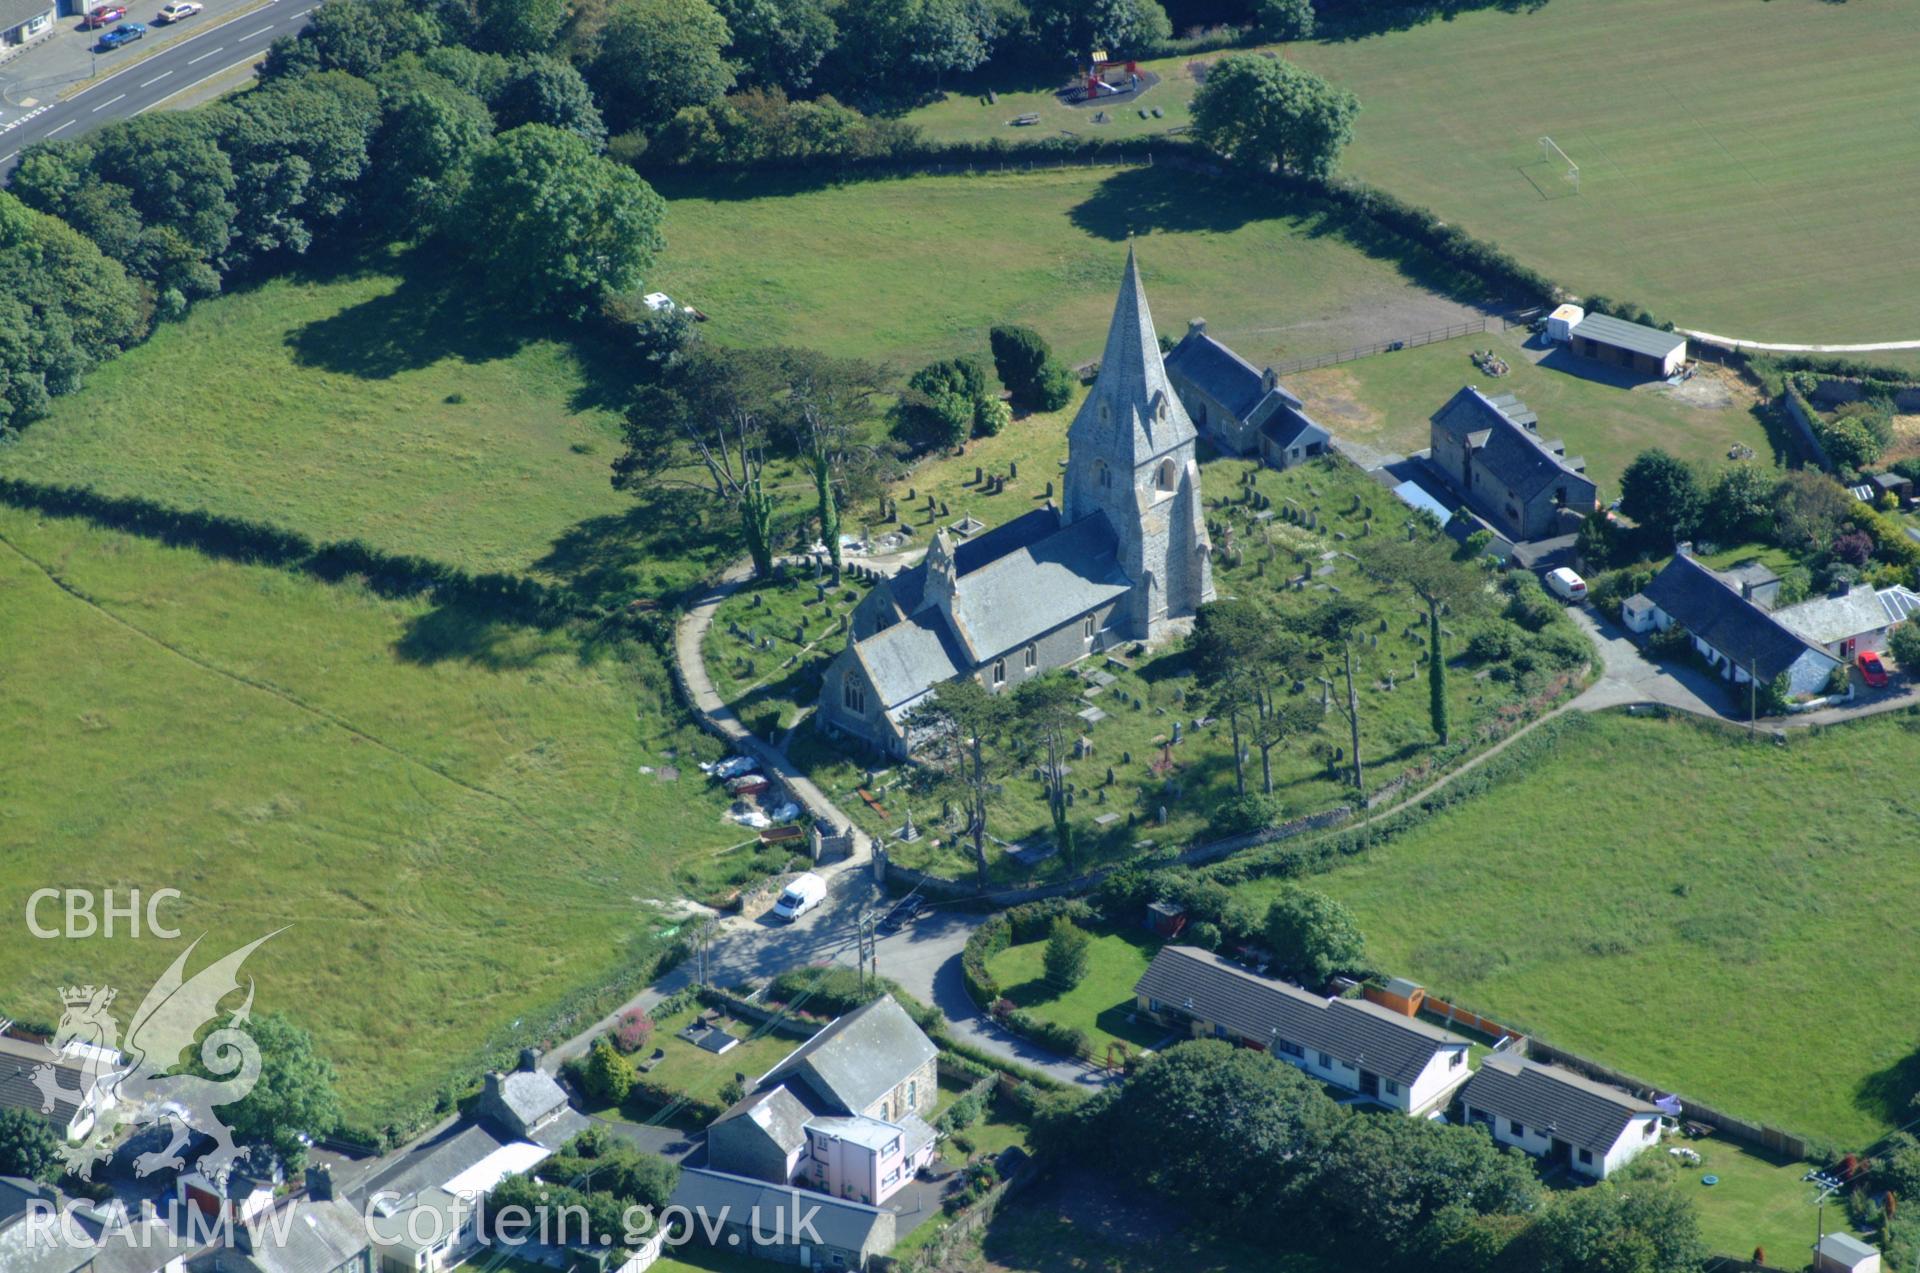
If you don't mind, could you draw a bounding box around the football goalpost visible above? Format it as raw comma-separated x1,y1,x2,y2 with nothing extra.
1539,136,1580,193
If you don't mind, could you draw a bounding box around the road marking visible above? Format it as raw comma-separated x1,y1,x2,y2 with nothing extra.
91,94,127,112
239,24,270,38
140,71,173,87
186,45,223,63
291,6,310,13
0,151,16,166
46,120,74,135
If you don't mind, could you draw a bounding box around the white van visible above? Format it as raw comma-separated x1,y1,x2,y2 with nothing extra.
771,872,827,922
1545,567,1588,602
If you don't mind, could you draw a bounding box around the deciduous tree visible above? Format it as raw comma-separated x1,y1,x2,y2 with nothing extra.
783,349,887,581
589,0,734,134
494,56,607,148
1262,885,1365,983
452,124,665,319
1190,53,1358,180
1361,530,1488,744
0,1109,63,1184
906,678,1009,884
713,0,837,93
1292,598,1375,796
215,1012,340,1171
1619,448,1703,546
1011,673,1085,863
1042,917,1091,989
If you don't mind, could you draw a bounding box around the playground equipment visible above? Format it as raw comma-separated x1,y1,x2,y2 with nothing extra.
1084,49,1141,100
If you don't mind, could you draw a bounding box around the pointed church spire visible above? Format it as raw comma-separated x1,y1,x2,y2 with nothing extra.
1070,246,1195,469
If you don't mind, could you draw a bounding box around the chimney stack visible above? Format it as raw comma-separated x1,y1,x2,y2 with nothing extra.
306,1164,333,1202
1186,317,1206,338
1675,541,1694,558
518,1046,540,1073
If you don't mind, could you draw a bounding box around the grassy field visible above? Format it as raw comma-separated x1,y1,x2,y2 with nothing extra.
1286,327,1777,496
984,930,1163,1056
0,507,740,1127
907,0,1920,344
1237,709,1920,1146
0,251,685,586
647,164,1492,373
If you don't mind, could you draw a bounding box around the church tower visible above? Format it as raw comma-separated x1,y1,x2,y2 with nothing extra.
1063,247,1215,638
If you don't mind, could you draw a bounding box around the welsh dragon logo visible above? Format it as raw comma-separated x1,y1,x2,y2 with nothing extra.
30,930,284,1180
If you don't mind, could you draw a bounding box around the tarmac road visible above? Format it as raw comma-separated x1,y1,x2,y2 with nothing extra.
0,0,312,178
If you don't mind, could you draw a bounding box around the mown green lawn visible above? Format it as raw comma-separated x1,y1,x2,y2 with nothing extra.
0,506,738,1128
646,164,1492,374
1646,1135,1855,1264
618,1004,804,1111
984,930,1164,1057
1238,709,1920,1146
1284,327,1780,497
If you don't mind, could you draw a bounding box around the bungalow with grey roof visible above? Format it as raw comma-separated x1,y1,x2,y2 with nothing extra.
1133,947,1471,1116
1458,1053,1663,1179
1427,387,1596,542
1775,585,1920,661
820,251,1215,756
1163,320,1332,467
1629,548,1841,697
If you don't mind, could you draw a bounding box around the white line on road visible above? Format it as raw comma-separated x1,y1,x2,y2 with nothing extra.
46,120,74,135
291,6,310,13
186,46,224,64
90,94,126,112
140,71,173,87
0,151,16,166
239,25,271,39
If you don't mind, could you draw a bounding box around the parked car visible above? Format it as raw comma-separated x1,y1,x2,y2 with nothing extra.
156,2,202,19
878,895,928,934
770,872,826,923
86,4,126,25
1858,650,1889,688
96,21,145,47
1545,567,1588,602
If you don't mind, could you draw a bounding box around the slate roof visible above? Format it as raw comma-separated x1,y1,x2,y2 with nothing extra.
1568,313,1686,360
952,506,1061,575
1133,947,1464,1086
1164,329,1299,420
1642,554,1834,681
1775,587,1897,646
944,511,1130,661
353,1120,512,1205
854,610,967,710
1261,405,1330,452
0,1039,89,1133
1067,247,1197,468
669,1168,892,1255
713,1084,813,1156
1431,387,1588,501
1461,1054,1658,1158
759,997,936,1117
229,1198,371,1273
0,0,53,33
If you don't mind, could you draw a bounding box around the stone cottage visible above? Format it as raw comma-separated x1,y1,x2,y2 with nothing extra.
1163,319,1331,468
1427,386,1596,542
817,249,1215,756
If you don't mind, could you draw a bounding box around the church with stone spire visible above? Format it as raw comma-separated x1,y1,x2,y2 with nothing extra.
817,249,1214,758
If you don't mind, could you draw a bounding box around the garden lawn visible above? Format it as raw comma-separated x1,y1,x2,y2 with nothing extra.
1285,328,1776,497
1237,709,1920,1146
1650,1135,1857,1263
984,930,1163,1057
647,164,1492,373
0,507,739,1128
620,1005,805,1112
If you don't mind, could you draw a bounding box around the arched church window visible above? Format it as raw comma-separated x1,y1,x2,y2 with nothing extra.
1097,461,1112,490
1156,458,1177,492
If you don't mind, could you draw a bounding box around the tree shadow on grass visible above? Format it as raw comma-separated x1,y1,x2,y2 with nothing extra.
1068,165,1268,240
532,486,731,610
283,245,548,379
1855,1046,1920,1128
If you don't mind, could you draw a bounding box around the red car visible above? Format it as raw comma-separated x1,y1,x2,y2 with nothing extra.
1858,650,1889,689
86,4,127,25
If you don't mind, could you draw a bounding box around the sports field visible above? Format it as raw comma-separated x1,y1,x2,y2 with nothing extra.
646,164,1492,371
0,506,738,1126
1287,0,1920,343
1236,710,1920,1146
909,0,1920,346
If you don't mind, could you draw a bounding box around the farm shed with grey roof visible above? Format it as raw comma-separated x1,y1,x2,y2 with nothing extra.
1567,313,1688,378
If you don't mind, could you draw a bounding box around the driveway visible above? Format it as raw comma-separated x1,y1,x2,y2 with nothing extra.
1566,606,1725,716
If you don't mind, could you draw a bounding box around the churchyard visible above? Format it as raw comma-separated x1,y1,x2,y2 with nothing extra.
783,452,1589,885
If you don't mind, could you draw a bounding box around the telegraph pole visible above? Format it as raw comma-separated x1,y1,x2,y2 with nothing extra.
855,912,879,990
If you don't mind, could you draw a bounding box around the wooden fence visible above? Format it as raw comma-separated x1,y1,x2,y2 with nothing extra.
1271,317,1505,376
